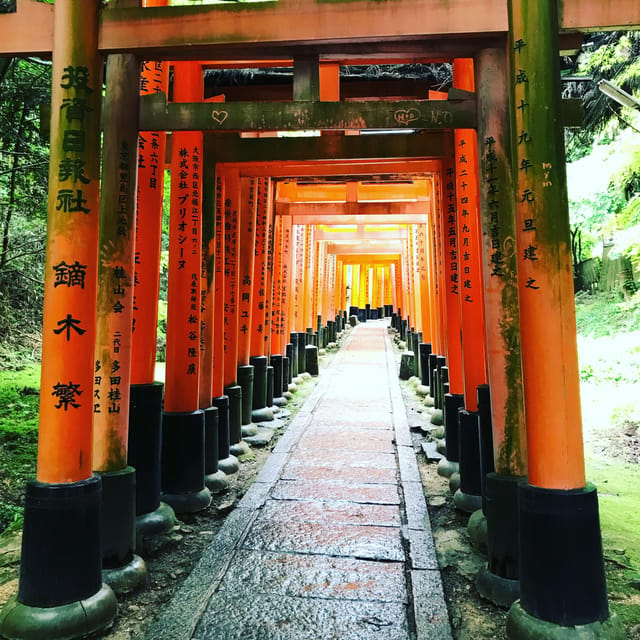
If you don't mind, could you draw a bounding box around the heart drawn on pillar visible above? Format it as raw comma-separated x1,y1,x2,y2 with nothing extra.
393,108,420,126
211,110,229,125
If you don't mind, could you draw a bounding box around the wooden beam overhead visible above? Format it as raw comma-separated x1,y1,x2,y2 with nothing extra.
291,214,427,225
277,202,429,216
2,0,637,59
315,229,409,241
205,132,453,164
140,93,476,132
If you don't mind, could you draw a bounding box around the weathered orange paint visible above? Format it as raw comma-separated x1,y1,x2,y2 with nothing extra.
131,52,169,385
439,160,464,394
302,225,315,330
92,53,139,473
280,215,294,345
250,178,272,358
270,214,284,356
454,58,488,411
212,172,225,398
37,0,103,483
164,61,203,413
223,169,241,387
237,177,258,366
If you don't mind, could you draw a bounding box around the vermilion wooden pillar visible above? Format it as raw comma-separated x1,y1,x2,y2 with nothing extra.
0,2,117,636
452,59,489,513
199,156,228,494
212,172,239,475
161,61,211,512
473,45,528,608
417,224,432,343
222,169,249,456
129,29,174,536
248,178,276,418
236,177,261,435
92,50,148,591
506,2,621,635
302,225,315,331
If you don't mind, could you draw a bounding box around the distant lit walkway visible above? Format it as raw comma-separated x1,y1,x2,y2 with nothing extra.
147,320,451,640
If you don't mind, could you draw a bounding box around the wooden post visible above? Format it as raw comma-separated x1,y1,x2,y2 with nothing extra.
211,171,239,476
200,154,228,493
128,30,173,535
454,59,488,412
161,61,211,513
222,169,249,456
92,49,149,590
473,46,528,607
506,1,622,635
0,2,118,635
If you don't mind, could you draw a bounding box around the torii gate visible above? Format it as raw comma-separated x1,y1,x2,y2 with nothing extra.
0,2,637,639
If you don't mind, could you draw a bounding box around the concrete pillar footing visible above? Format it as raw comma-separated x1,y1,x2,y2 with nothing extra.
454,488,483,514
467,509,488,554
102,553,147,595
205,469,228,494
229,440,252,457
241,423,259,437
218,455,240,475
135,501,176,541
430,409,443,426
162,487,211,514
437,458,459,478
283,390,294,400
273,396,288,407
449,472,461,493
251,407,274,422
476,566,519,609
436,439,447,456
506,602,625,640
0,584,117,640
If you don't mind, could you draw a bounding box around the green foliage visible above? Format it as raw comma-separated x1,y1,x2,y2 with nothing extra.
0,366,39,533
575,291,640,337
0,58,51,368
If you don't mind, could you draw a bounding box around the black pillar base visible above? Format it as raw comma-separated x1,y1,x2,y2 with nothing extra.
289,335,299,377
438,393,464,478
305,344,319,376
513,483,613,628
476,473,525,608
249,356,274,422
266,365,275,409
212,394,230,461
99,466,147,594
419,343,432,387
0,476,117,639
161,410,211,513
297,332,307,373
204,406,227,494
224,384,251,457
236,365,258,433
128,382,163,517
456,409,483,512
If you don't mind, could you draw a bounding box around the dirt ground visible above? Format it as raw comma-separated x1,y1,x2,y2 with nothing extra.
1,331,639,638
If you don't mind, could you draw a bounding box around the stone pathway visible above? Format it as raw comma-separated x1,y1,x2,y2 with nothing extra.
147,320,451,640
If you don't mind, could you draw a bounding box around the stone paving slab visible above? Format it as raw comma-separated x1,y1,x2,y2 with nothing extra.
242,517,405,561
284,449,397,469
309,415,393,430
218,550,408,602
193,593,410,640
281,462,399,484
296,429,395,453
256,498,402,527
271,478,400,504
146,321,452,640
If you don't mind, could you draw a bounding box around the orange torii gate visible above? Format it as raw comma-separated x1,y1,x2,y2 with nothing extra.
1,1,637,639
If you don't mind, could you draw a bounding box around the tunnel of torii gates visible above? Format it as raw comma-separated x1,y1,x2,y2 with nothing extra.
1,1,639,639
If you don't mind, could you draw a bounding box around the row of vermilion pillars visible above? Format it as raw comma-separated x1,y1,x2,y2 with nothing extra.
394,45,617,638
